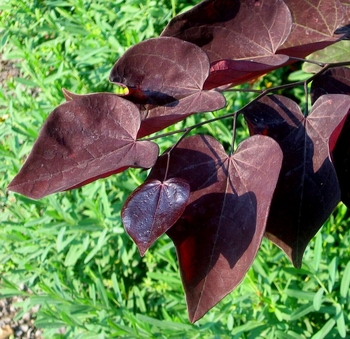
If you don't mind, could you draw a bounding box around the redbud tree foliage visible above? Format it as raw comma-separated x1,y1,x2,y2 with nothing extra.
7,0,350,322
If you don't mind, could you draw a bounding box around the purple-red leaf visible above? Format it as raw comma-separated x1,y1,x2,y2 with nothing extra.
311,67,350,103
148,134,283,322
243,94,350,267
8,93,159,199
109,37,225,137
122,178,190,256
161,0,292,62
311,68,350,207
277,0,344,57
161,0,348,88
161,0,292,88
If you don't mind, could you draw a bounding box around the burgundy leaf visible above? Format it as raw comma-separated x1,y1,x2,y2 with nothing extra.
277,0,344,58
311,68,350,207
243,94,350,267
109,37,225,137
311,67,350,103
8,93,159,199
161,0,292,88
161,0,292,62
122,178,190,256
148,134,283,322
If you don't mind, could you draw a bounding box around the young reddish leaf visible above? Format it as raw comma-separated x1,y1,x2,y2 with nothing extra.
8,93,159,199
277,0,344,57
161,0,292,61
148,134,283,322
122,178,190,256
243,94,350,267
311,68,350,207
109,37,225,137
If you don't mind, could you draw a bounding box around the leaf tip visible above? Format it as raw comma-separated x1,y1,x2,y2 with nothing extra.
62,88,74,101
138,246,147,257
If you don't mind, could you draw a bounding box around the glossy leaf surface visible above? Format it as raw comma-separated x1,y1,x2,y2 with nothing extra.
148,134,283,322
8,93,159,199
243,94,350,267
311,68,350,207
109,37,225,137
122,178,190,256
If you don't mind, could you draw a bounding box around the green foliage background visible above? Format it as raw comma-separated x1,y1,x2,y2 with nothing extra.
0,1,349,338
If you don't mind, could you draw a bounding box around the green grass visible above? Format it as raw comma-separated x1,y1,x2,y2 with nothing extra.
0,1,349,338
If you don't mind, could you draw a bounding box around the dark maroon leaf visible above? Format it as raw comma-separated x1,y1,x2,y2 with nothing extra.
243,94,350,267
311,68,350,207
109,37,225,137
311,67,350,103
122,178,190,256
161,0,293,88
277,0,344,58
161,0,292,62
148,134,283,322
8,93,159,199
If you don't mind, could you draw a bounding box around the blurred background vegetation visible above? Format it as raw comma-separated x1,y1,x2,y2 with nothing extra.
0,0,349,338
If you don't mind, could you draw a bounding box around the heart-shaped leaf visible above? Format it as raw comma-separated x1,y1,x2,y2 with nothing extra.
161,0,292,88
277,0,344,57
311,68,350,207
8,93,159,199
162,0,292,62
148,134,283,322
122,178,190,256
109,37,225,137
243,94,350,267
